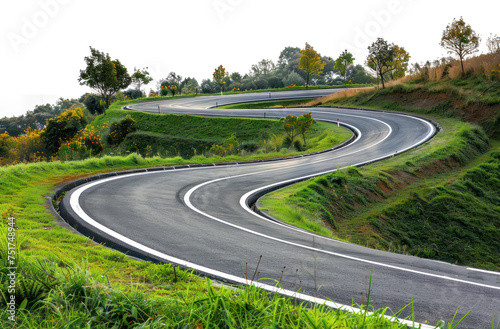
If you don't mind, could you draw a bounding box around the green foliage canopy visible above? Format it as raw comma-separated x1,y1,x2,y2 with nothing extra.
78,47,131,109
366,38,410,88
334,50,355,86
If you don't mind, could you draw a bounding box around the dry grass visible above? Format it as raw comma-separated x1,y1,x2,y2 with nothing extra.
418,52,500,81
302,53,499,107
303,87,376,106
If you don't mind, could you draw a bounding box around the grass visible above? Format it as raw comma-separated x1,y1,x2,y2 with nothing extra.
84,104,352,161
1,153,433,328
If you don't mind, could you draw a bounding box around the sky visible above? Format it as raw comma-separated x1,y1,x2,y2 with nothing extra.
1,0,498,118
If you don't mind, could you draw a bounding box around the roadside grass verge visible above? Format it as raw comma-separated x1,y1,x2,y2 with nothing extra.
259,111,500,270
1,154,424,328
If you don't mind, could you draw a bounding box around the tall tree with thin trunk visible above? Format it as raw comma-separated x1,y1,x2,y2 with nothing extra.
334,50,355,86
298,43,326,88
213,65,228,95
440,17,480,75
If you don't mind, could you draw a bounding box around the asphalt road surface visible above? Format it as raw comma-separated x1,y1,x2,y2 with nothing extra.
60,89,500,328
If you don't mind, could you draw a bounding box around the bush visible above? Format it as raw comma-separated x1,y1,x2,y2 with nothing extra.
82,94,106,115
41,107,88,154
201,79,215,94
107,115,136,145
268,77,284,88
209,134,240,157
255,78,269,90
282,72,305,87
293,140,303,151
241,80,257,91
160,86,169,96
123,89,144,99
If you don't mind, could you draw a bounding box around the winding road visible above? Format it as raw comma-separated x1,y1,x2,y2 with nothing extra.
60,89,500,328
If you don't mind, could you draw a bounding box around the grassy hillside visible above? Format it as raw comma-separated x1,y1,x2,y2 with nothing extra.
86,106,351,160
259,68,500,271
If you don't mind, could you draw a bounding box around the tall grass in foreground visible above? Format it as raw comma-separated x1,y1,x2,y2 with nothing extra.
0,222,432,328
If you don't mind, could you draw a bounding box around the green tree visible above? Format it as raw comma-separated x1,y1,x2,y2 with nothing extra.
167,72,183,94
78,47,131,109
283,115,298,142
213,65,228,95
298,43,326,87
231,72,242,83
297,112,314,146
180,77,199,94
440,17,480,75
131,67,153,91
366,38,410,88
334,50,355,86
41,107,87,154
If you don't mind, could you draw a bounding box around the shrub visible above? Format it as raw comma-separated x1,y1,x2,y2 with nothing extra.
268,77,284,88
41,107,88,154
82,94,106,115
123,89,144,99
201,79,215,93
107,115,136,145
160,86,169,96
58,140,88,160
282,72,305,87
209,134,240,157
255,78,269,90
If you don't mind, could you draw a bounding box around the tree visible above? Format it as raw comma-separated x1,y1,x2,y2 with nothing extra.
131,67,153,91
180,77,199,94
250,59,276,78
486,34,500,54
390,45,411,79
366,38,410,88
440,17,480,75
231,72,242,83
167,72,183,93
283,115,298,142
201,79,215,94
334,50,355,86
213,65,228,95
298,43,326,87
297,112,314,146
277,47,301,77
78,47,131,109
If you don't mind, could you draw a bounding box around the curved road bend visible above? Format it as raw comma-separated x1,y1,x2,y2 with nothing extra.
61,89,500,328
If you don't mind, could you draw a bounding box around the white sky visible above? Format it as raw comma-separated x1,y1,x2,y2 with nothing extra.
1,0,498,117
